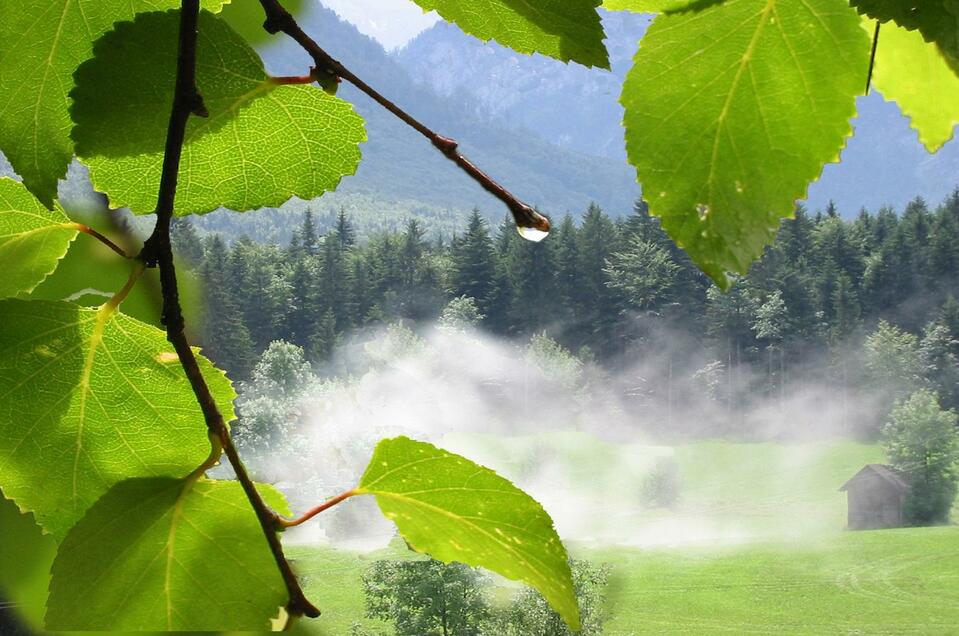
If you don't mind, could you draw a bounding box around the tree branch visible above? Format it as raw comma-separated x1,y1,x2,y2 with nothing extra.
256,0,551,235
138,0,319,620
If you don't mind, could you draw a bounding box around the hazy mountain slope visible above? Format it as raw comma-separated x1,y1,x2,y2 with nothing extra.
251,3,641,218
398,10,959,216
397,11,650,162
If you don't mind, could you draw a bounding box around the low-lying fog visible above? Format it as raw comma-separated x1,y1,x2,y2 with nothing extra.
217,321,884,551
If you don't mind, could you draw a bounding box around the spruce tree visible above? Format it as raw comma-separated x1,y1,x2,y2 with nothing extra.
451,209,496,315
199,236,254,378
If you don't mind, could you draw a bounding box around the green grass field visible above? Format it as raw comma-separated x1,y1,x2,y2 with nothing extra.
286,435,959,634
289,527,959,635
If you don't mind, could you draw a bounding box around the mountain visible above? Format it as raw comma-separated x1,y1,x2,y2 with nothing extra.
234,3,642,228
397,10,959,217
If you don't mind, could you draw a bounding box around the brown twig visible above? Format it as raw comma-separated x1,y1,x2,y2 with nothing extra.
138,0,319,620
277,490,357,529
256,0,550,235
71,223,130,258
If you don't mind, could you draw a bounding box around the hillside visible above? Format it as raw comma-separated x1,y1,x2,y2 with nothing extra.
190,2,642,242
398,9,959,217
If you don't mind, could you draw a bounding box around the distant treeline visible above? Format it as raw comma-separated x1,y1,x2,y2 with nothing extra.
175,189,959,418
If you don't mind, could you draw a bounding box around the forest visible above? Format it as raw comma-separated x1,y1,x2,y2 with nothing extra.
181,188,959,438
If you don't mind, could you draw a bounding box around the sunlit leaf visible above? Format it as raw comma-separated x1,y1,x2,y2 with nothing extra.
46,477,289,631
0,299,234,538
71,10,366,217
0,178,77,298
620,0,869,286
410,0,609,69
873,22,959,152
358,436,580,631
0,0,229,206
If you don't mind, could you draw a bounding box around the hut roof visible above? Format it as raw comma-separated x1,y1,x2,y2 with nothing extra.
839,464,910,493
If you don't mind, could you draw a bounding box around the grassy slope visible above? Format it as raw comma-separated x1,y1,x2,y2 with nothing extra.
595,527,959,635
290,527,959,635
288,436,959,634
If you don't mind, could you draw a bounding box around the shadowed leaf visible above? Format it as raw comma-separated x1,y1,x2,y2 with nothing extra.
46,478,289,631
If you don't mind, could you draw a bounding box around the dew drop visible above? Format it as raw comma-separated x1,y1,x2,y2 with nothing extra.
517,225,549,243
696,203,710,221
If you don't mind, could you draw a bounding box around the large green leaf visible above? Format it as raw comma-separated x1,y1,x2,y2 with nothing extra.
851,0,959,62
602,0,721,11
620,0,869,286
873,22,959,152
71,10,366,217
410,0,609,68
0,493,58,630
46,477,289,631
0,0,229,207
0,299,234,538
0,178,77,298
358,436,579,631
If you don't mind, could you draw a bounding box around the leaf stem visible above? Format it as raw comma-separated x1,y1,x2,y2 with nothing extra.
866,21,880,95
103,262,147,312
138,0,319,620
256,0,550,234
71,223,130,258
268,73,316,85
277,490,357,528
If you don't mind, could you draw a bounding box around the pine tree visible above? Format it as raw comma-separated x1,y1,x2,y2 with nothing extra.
301,208,319,255
199,236,254,378
171,217,205,266
450,209,496,315
335,208,356,248
286,257,320,350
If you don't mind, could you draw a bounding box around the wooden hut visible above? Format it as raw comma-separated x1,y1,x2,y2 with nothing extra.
839,464,910,530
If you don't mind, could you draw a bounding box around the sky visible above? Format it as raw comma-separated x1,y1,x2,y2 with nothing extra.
319,0,440,49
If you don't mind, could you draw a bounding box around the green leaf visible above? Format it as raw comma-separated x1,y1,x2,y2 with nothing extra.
873,23,959,152
0,0,229,207
850,0,959,61
0,299,234,538
410,0,609,69
601,0,719,12
358,436,580,631
46,477,289,631
71,10,366,217
0,493,58,630
620,0,870,287
0,178,77,298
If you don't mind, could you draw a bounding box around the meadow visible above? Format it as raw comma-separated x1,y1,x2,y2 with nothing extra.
286,436,959,634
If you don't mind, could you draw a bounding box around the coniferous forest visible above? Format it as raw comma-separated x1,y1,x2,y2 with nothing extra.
176,189,959,439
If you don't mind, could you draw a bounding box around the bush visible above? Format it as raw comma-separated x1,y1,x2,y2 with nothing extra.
488,560,610,636
883,389,959,525
640,456,682,509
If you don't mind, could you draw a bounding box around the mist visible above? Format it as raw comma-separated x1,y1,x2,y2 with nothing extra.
220,319,887,552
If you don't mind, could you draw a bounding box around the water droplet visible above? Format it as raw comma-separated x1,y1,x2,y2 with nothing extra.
696,203,710,220
517,226,549,242
735,180,744,194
